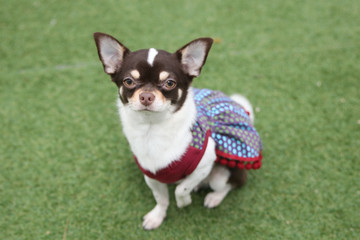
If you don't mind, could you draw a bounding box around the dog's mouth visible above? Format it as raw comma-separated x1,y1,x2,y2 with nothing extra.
137,107,153,112
126,99,172,113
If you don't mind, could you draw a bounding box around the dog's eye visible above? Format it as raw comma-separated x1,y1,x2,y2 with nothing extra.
123,78,136,88
163,79,177,90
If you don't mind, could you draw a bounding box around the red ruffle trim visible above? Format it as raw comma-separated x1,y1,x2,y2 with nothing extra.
215,150,263,170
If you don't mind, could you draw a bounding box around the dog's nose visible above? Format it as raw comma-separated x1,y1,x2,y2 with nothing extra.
139,92,155,106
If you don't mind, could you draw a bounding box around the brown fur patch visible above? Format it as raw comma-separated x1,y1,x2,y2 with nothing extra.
229,168,247,188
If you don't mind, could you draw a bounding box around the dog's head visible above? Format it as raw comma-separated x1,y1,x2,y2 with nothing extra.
94,33,213,112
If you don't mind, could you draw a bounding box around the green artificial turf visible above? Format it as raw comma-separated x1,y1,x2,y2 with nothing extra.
1,0,359,239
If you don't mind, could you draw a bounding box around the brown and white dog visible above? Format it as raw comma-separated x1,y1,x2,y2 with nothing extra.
94,33,256,230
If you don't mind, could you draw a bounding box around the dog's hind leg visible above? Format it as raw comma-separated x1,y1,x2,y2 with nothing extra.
204,164,233,208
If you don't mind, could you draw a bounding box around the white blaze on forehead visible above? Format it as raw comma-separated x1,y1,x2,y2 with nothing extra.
147,48,158,66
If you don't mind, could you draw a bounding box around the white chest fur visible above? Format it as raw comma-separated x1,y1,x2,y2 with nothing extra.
117,88,197,174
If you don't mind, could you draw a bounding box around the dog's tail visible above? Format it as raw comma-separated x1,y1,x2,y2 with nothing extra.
230,94,255,124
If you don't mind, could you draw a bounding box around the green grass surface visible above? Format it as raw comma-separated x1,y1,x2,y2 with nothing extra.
1,0,359,239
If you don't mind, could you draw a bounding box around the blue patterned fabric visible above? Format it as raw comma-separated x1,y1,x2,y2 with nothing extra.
191,88,263,164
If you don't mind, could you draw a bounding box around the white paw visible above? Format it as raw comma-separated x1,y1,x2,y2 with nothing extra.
176,194,192,208
142,207,166,230
204,191,226,208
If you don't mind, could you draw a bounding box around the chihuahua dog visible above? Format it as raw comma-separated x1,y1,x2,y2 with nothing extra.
94,33,263,230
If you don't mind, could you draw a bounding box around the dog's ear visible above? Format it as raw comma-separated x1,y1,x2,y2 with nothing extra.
93,32,130,75
175,38,213,77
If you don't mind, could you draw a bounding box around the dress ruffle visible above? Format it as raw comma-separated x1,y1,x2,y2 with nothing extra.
192,88,263,169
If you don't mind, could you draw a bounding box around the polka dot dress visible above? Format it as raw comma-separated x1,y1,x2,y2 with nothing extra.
191,88,263,169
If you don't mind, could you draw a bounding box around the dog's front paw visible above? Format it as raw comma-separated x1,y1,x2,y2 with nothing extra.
142,207,166,230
